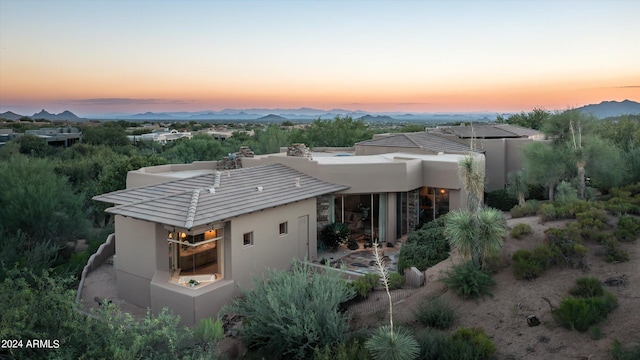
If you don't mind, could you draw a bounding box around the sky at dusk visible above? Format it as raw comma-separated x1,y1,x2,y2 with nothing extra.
1,0,639,117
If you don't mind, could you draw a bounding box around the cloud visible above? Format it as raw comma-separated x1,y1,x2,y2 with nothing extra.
63,98,193,106
610,85,640,89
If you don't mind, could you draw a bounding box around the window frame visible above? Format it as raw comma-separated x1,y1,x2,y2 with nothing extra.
243,231,254,247
279,221,288,236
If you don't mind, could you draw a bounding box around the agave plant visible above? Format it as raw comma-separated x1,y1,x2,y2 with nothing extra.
320,222,350,251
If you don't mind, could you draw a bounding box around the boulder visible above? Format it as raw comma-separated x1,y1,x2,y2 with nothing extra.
405,267,425,288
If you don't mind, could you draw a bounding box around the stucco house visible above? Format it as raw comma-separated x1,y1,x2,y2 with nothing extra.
93,126,541,325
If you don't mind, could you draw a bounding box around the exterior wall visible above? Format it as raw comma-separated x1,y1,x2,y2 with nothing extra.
114,215,161,307
483,138,535,191
127,161,218,188
229,198,317,292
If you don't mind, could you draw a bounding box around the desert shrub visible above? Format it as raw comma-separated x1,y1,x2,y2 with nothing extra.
320,222,350,251
229,260,355,359
512,249,549,280
602,237,630,262
351,273,380,299
538,203,557,222
442,327,496,360
486,189,518,211
616,215,640,242
482,252,507,274
576,208,609,231
544,227,588,269
387,272,405,290
441,261,495,300
416,327,448,360
398,228,450,274
554,292,618,332
415,297,456,329
312,337,369,360
611,339,640,360
510,223,532,239
589,326,603,340
510,200,540,218
556,181,578,205
365,325,420,360
194,316,224,344
569,277,604,298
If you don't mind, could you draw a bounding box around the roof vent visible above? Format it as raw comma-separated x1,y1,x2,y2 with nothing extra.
208,188,215,194
256,186,263,192
295,178,300,187
214,171,221,188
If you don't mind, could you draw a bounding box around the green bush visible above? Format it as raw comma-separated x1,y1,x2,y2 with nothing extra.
320,222,350,251
351,273,380,298
415,297,456,329
416,328,448,360
365,325,420,360
486,189,518,211
569,277,604,298
387,272,405,290
443,327,496,360
441,261,495,300
512,249,549,280
589,326,603,340
229,260,355,359
603,237,630,262
544,227,588,269
510,223,532,239
576,208,609,230
538,203,557,222
194,316,224,345
398,227,450,274
313,338,369,360
616,215,640,242
611,339,640,360
554,278,618,333
510,200,540,218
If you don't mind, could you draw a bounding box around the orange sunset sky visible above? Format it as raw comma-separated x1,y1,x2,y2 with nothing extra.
0,0,639,116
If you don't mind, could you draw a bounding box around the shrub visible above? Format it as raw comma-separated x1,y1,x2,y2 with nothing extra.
387,272,405,290
602,237,630,262
320,222,350,251
416,327,448,360
589,326,603,340
611,339,640,360
351,273,380,298
569,277,604,298
554,292,618,332
441,261,495,300
194,316,224,344
229,260,355,359
576,208,609,230
398,228,450,274
486,189,518,211
556,181,578,205
510,223,532,239
616,215,640,242
512,249,549,280
510,200,540,218
538,203,557,222
365,325,420,360
313,338,369,360
544,227,588,269
415,297,456,329
443,327,496,360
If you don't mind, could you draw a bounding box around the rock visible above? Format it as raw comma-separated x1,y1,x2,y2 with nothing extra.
218,337,247,360
405,267,425,288
604,275,627,287
527,315,541,327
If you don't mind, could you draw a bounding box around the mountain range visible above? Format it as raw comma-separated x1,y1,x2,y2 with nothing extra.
1,100,638,122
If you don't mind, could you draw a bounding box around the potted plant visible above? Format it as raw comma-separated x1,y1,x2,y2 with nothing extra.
188,279,200,287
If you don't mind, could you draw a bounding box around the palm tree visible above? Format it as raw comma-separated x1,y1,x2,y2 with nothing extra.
445,207,507,268
507,170,529,206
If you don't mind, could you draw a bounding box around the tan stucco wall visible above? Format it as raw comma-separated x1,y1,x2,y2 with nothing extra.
354,145,434,156
483,138,535,191
114,215,163,307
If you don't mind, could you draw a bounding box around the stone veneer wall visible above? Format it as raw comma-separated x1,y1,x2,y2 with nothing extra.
287,143,311,158
216,146,255,170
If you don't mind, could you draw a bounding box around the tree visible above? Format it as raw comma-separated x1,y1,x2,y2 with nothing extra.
507,170,529,206
251,124,290,154
289,115,373,147
0,156,88,268
80,122,129,147
164,134,223,163
522,141,570,200
15,134,50,157
499,108,550,130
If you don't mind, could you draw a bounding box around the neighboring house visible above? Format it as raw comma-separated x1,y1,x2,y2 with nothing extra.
18,126,82,147
128,129,192,144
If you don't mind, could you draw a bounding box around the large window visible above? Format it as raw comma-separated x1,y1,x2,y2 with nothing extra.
168,227,224,287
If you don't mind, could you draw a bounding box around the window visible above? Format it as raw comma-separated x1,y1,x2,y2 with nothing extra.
243,232,253,247
167,226,224,286
279,222,288,235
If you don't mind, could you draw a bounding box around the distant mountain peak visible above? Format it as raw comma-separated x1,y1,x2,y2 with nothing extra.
577,99,640,119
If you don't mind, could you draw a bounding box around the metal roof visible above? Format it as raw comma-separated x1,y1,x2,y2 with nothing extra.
93,163,349,229
356,132,473,153
432,124,542,139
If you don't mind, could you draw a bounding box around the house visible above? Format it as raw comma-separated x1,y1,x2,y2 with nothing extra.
0,126,83,148
128,128,192,144
92,125,541,325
